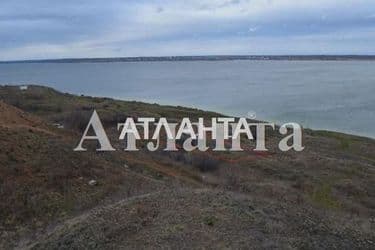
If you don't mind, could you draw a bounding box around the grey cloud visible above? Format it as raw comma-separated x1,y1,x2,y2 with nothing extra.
0,0,375,60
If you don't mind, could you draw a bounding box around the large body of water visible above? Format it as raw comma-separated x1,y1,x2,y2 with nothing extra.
0,60,374,138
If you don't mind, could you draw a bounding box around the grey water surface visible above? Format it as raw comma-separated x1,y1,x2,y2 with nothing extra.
0,60,374,138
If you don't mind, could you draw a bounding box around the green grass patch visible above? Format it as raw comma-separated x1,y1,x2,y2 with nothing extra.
310,183,341,209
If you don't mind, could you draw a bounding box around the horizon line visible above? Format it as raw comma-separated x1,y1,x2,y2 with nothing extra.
2,54,375,63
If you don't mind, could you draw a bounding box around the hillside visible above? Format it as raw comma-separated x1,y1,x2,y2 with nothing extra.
0,85,374,249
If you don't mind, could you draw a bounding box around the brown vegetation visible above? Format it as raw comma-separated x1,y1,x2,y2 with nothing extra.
0,85,374,249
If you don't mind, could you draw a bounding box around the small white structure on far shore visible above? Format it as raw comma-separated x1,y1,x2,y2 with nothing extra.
19,85,28,91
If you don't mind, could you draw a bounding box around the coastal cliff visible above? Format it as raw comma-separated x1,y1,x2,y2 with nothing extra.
0,85,374,249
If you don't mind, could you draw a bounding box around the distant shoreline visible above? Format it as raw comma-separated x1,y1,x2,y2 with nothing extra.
2,55,375,64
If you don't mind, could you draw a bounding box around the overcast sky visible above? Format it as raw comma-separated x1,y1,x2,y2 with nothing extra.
1,0,375,60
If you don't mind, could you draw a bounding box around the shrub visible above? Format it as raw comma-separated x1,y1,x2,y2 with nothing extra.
64,110,92,130
191,153,219,172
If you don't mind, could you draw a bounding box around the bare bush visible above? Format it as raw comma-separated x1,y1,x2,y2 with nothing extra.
64,110,92,130
191,153,219,172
